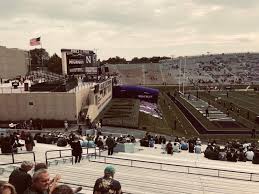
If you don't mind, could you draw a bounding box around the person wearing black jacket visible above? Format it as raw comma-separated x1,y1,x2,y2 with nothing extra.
70,136,82,163
9,161,34,194
106,135,116,155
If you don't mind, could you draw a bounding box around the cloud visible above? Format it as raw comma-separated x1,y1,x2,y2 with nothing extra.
0,0,259,59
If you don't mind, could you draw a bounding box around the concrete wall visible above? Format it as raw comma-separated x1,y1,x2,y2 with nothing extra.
0,46,29,79
75,86,90,117
87,79,113,121
0,92,76,121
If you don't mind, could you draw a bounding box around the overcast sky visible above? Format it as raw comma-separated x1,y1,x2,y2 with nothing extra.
0,0,259,60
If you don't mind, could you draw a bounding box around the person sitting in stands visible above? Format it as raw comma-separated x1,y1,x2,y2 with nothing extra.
125,135,131,143
130,135,136,143
238,148,247,162
196,138,201,145
194,143,202,154
246,148,254,161
51,184,82,194
34,163,48,172
9,161,34,194
174,136,180,143
218,149,227,161
0,181,17,194
180,137,188,150
226,148,238,162
188,141,195,153
51,185,73,194
24,169,60,194
154,135,159,144
252,149,259,164
242,141,251,152
97,137,104,150
149,138,155,148
93,166,122,194
204,144,214,159
158,136,162,144
173,142,181,152
166,141,173,155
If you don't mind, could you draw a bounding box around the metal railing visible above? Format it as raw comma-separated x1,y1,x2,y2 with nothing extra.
89,155,259,182
0,151,36,165
45,146,101,165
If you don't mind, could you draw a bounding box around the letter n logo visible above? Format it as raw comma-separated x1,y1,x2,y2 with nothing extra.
85,56,91,63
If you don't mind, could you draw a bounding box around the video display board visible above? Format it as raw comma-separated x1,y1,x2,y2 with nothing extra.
61,49,97,75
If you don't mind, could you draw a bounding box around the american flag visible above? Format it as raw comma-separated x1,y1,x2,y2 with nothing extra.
30,37,41,46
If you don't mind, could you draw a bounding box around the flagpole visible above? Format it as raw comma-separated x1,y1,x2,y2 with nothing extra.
40,36,43,71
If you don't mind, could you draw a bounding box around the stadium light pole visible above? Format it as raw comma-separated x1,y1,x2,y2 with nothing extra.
179,57,181,93
183,56,186,95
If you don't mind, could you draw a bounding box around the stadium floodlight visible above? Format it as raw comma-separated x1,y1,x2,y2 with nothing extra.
179,57,181,92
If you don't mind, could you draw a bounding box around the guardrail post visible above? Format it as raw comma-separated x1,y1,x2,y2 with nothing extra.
160,163,162,170
11,152,15,164
59,150,62,158
33,152,36,163
45,152,48,165
218,170,220,177
104,157,106,163
130,160,133,167
250,173,252,181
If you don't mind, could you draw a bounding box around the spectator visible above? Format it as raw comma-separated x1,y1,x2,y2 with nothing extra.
238,149,247,162
9,161,34,194
174,136,180,143
246,148,255,161
149,138,155,148
97,137,104,150
51,185,82,194
172,142,181,153
70,136,82,164
34,163,48,172
0,181,16,194
106,135,116,155
252,149,259,164
180,138,188,150
166,140,173,155
93,166,122,194
24,169,60,194
51,185,75,194
194,144,202,154
196,138,201,145
25,132,35,151
226,149,238,162
251,128,256,138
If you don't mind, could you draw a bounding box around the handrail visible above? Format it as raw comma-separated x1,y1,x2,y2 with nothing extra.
45,146,102,165
89,155,259,182
0,151,36,165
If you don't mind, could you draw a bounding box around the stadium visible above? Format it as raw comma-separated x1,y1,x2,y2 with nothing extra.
1,44,259,194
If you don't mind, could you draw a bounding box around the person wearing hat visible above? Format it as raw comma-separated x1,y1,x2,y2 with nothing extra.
93,165,122,194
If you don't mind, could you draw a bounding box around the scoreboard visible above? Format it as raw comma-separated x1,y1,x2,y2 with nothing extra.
61,49,97,76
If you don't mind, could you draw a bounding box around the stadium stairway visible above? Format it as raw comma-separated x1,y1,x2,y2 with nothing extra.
98,98,140,128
